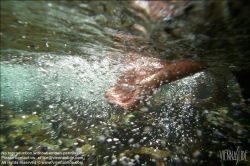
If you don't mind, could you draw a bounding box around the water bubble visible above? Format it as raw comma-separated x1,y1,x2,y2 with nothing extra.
134,154,140,160
75,148,82,154
113,138,119,142
128,138,134,144
103,156,109,161
174,156,182,163
111,159,117,165
196,130,203,137
13,145,19,150
57,139,62,145
140,107,148,112
47,2,52,7
204,110,210,114
61,148,69,151
193,150,201,158
97,135,106,142
143,126,152,133
107,138,113,143
150,159,156,163
48,105,54,109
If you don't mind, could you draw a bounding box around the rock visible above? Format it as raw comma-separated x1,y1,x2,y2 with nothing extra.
17,145,34,152
0,135,7,143
80,144,96,155
60,138,77,148
28,124,43,134
6,115,40,127
34,129,54,143
8,126,23,140
39,142,60,151
0,110,15,121
75,135,89,146
120,147,168,166
15,134,33,146
218,109,228,115
124,114,135,125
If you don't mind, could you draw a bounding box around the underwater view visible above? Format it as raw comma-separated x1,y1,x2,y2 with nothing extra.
1,1,250,166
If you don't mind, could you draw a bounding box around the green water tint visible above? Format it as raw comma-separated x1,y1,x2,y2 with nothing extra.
1,1,249,166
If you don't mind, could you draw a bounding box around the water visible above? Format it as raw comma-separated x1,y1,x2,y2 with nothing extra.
1,1,249,166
